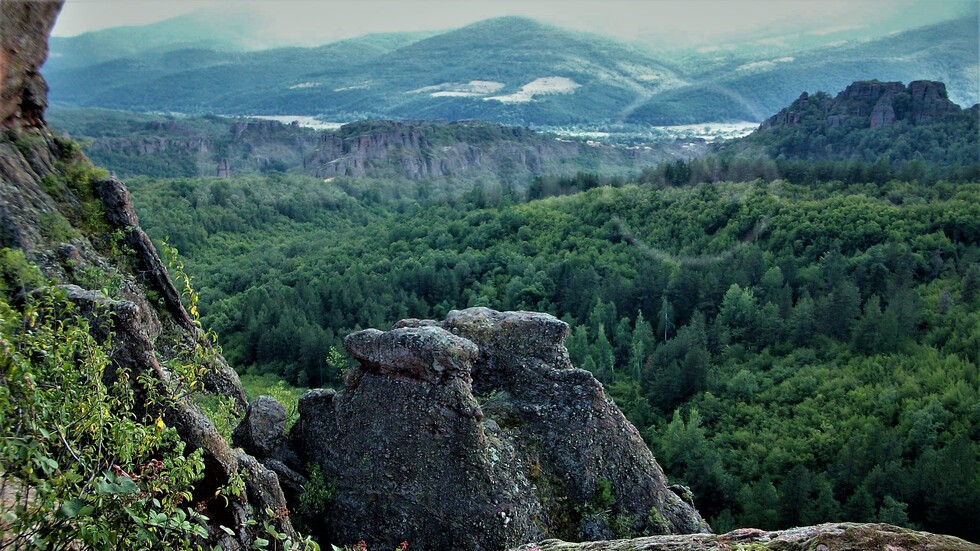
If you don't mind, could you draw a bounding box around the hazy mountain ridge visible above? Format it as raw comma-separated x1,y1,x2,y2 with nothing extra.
45,14,978,126
629,15,979,124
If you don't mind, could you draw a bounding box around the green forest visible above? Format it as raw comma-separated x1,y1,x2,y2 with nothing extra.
126,154,980,540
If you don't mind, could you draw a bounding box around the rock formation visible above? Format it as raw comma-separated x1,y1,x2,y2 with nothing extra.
65,115,706,182
271,308,708,550
0,1,63,129
0,1,299,547
761,80,964,130
9,4,978,550
507,523,980,551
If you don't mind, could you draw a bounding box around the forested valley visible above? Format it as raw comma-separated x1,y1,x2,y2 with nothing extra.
3,0,977,545
116,94,980,541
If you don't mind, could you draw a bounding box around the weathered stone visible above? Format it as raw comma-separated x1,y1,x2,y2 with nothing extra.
507,522,980,551
0,1,63,129
290,308,708,550
444,308,708,537
344,325,480,386
233,395,288,457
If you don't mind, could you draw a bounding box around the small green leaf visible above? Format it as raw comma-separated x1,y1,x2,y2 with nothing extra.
59,499,86,518
116,476,139,495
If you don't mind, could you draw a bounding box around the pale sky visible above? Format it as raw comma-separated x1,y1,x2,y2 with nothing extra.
52,0,977,49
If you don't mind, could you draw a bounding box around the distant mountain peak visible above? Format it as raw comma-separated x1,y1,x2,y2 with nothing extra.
462,15,556,31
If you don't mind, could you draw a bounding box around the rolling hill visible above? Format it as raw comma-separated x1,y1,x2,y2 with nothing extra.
626,16,980,124
44,14,978,126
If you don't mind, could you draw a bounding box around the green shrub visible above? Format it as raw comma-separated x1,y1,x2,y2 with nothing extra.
0,286,207,549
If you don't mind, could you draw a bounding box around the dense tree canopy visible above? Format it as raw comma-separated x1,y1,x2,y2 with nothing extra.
127,168,980,541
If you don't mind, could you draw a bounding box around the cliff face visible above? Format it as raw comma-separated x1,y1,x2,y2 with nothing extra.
761,80,963,130
0,1,63,128
63,115,706,182
302,121,584,180
242,308,708,550
0,2,299,548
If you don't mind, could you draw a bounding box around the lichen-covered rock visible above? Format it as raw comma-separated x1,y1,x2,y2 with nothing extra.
444,308,708,538
287,308,708,550
234,395,288,457
291,323,542,550
507,522,980,551
344,325,480,386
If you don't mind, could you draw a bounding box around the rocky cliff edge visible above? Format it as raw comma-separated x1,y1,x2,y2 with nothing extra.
0,1,300,548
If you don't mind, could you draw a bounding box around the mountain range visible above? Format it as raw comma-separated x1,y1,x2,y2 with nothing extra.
44,14,978,126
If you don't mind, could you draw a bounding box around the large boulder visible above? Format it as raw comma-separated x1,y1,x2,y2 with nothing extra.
287,308,709,550
291,324,541,550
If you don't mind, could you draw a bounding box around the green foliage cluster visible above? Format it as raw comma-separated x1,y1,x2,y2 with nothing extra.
295,464,333,534
130,167,980,540
0,245,321,550
0,248,208,549
576,477,650,539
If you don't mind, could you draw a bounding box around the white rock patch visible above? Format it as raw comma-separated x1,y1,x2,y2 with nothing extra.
409,80,506,97
485,76,581,103
736,56,795,72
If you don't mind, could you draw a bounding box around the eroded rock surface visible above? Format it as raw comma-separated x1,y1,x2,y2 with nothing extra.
286,308,708,550
0,0,63,129
507,522,980,551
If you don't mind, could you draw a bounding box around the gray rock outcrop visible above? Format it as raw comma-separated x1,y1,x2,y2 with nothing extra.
507,523,980,551
761,80,964,130
286,308,708,550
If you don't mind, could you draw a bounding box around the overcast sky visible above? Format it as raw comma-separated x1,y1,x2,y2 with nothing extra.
52,0,977,49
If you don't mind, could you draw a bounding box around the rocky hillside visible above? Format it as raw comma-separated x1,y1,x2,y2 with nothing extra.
716,79,979,174
2,4,706,549
5,3,979,550
760,80,966,130
1,2,303,548
48,109,704,182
